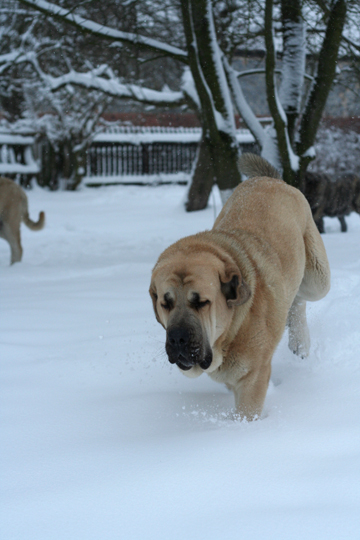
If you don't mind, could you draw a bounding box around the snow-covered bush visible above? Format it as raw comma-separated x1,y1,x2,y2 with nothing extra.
309,126,360,176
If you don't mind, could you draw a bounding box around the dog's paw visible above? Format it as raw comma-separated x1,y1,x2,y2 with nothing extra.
288,326,310,358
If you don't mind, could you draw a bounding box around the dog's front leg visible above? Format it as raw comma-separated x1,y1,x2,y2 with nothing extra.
232,363,271,421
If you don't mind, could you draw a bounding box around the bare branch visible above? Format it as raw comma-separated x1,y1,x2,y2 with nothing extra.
235,68,313,82
18,0,188,64
312,0,359,54
342,35,360,53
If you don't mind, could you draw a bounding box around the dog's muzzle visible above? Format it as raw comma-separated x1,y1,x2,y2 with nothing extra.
165,326,212,371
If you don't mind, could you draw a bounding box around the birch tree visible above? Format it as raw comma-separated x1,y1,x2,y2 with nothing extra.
13,0,358,207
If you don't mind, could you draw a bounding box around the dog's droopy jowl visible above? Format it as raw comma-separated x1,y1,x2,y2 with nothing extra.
150,155,330,420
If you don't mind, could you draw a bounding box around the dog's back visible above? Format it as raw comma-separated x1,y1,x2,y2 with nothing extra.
235,152,330,292
239,154,360,232
234,154,311,237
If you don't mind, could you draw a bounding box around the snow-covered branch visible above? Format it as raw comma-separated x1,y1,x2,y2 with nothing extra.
41,67,187,107
264,0,296,174
204,0,237,139
18,0,188,64
180,67,200,110
180,0,242,207
0,32,62,76
223,57,265,148
0,49,31,74
15,45,186,108
183,0,222,135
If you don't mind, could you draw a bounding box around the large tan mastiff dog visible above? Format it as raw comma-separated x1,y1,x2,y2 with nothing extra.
0,176,45,264
150,155,330,420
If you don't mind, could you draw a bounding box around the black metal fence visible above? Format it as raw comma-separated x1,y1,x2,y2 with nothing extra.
84,126,258,184
1,126,260,187
86,142,198,178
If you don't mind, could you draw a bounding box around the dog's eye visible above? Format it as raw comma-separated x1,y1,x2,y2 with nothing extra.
197,299,210,309
191,297,210,310
161,294,174,311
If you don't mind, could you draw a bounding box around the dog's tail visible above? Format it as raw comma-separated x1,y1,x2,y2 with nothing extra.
22,196,45,231
238,153,281,180
23,211,45,231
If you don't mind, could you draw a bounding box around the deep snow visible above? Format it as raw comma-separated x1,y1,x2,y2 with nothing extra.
1,183,359,540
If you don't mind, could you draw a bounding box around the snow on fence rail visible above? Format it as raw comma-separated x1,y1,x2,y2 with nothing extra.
0,132,39,179
84,126,258,185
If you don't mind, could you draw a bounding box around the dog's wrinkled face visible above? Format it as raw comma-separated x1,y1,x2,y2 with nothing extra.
150,251,250,375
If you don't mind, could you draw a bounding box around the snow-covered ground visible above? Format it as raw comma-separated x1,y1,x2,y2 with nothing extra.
1,183,359,540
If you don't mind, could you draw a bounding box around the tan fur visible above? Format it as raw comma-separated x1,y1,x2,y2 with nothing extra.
150,161,330,420
0,177,45,264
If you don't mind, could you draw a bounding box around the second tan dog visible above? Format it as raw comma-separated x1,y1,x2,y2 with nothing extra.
0,176,45,264
150,154,330,420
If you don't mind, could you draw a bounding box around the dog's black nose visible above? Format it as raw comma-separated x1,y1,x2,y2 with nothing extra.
166,326,196,368
167,326,189,351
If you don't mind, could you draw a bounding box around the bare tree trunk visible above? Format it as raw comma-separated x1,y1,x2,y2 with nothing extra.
186,136,215,211
66,149,86,191
264,0,346,193
296,0,347,190
264,0,295,186
181,0,241,211
62,140,72,182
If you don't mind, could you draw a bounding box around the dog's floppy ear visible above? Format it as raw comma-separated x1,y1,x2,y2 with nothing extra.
149,285,162,325
221,273,251,307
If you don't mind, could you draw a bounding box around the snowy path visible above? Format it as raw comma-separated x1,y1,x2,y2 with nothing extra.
1,184,359,540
